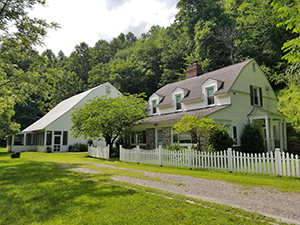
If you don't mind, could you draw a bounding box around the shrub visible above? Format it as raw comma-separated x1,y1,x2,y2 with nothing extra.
46,147,52,153
209,124,234,151
240,124,265,153
68,143,88,152
165,142,185,151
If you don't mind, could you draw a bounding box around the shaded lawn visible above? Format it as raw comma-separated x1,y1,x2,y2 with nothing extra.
0,149,282,225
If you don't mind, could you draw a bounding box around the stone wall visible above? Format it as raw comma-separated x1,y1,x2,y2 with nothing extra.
162,127,171,148
146,128,155,149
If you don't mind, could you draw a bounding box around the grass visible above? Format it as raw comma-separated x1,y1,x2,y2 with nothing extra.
0,148,296,224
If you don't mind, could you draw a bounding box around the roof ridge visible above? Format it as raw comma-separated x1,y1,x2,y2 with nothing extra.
156,59,252,92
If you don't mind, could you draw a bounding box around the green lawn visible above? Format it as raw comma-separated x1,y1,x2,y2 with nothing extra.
0,148,295,224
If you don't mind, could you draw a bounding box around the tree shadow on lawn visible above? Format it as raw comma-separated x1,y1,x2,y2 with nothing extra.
0,159,136,224
0,150,11,158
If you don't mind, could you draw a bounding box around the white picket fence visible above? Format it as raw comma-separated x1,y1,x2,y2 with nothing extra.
88,145,110,160
120,145,300,177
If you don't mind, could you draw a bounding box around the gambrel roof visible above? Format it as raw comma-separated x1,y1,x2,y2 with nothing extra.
156,59,252,107
22,82,120,132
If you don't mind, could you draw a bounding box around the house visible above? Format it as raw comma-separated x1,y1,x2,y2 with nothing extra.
131,59,287,152
7,82,122,152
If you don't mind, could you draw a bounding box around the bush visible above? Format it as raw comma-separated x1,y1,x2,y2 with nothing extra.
165,142,186,151
68,143,88,152
240,124,265,153
46,147,52,153
209,124,234,151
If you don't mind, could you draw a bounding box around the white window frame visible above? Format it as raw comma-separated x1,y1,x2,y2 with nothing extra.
175,94,182,111
152,99,157,114
253,87,260,106
206,86,215,106
131,131,146,145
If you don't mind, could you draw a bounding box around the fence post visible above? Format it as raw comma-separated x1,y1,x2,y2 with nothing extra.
158,146,162,167
119,145,122,162
107,144,110,160
227,148,233,173
188,146,192,170
275,148,282,177
136,146,140,164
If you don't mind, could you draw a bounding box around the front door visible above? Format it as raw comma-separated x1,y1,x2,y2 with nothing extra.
53,136,61,152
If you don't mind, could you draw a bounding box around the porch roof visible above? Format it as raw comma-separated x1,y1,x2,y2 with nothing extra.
139,105,229,124
248,107,286,120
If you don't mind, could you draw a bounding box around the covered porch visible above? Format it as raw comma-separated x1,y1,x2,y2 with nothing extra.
248,107,287,152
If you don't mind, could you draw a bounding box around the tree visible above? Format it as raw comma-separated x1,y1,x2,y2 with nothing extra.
70,94,147,156
67,42,94,85
48,70,84,109
173,116,216,151
0,0,58,138
209,124,235,151
272,0,300,64
240,123,265,153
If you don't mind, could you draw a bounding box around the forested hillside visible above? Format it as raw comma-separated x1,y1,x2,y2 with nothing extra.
1,0,300,137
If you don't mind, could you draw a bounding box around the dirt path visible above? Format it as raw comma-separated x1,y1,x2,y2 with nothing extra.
72,163,300,225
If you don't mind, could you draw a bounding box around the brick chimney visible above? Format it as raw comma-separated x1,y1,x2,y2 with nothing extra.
186,61,202,78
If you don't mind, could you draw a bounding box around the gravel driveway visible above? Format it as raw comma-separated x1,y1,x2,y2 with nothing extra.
72,163,300,225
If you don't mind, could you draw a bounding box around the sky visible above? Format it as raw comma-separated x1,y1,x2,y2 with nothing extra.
30,0,180,56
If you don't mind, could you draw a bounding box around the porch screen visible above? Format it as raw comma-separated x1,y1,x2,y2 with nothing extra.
46,131,52,145
63,131,68,145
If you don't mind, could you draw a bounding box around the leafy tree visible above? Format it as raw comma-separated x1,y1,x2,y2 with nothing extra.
91,39,113,65
67,42,94,85
272,0,300,64
209,124,235,151
70,94,147,156
0,0,58,138
48,70,84,109
173,116,216,151
236,0,294,83
240,124,265,153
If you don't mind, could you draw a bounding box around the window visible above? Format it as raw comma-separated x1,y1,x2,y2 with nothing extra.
106,86,111,94
46,131,52,145
207,87,214,105
176,95,182,110
54,131,61,135
157,129,162,147
26,133,35,145
14,134,24,146
63,131,68,145
131,131,146,144
152,100,157,114
250,85,263,106
173,133,195,144
36,132,44,146
233,126,237,144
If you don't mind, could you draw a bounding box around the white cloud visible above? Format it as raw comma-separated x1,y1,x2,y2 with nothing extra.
30,0,179,56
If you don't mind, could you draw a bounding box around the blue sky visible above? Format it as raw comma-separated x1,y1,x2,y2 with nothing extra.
30,0,179,56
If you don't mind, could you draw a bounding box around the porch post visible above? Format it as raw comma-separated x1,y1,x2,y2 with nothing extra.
279,119,284,151
270,118,274,151
265,117,270,152
283,120,287,150
23,133,27,146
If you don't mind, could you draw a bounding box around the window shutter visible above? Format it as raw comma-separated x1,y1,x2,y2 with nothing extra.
250,85,254,105
259,87,263,106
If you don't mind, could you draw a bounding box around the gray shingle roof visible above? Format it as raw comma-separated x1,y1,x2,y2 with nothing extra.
140,105,229,124
156,59,252,106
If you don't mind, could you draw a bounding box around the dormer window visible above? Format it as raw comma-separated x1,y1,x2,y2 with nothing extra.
152,100,157,114
207,87,214,105
176,95,182,110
